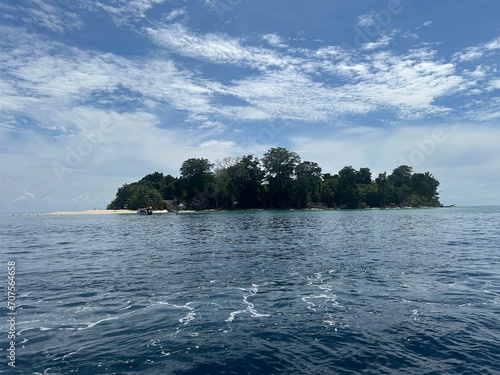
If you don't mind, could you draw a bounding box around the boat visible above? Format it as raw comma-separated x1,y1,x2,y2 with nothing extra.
137,207,153,215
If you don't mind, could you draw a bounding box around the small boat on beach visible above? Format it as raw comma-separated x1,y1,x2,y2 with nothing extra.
137,207,153,215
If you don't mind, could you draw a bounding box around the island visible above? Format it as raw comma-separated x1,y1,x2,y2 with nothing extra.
107,147,442,212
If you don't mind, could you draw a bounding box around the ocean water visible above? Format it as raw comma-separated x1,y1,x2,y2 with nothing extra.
1,207,499,374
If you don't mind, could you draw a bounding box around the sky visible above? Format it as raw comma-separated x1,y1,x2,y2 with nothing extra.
0,0,499,212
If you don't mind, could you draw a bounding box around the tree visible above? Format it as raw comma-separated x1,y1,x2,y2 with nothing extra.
107,183,138,209
161,174,178,200
107,152,443,211
107,182,164,210
139,172,165,191
233,155,264,209
214,157,241,209
389,165,413,188
375,172,391,207
357,183,378,208
294,161,322,208
410,172,440,206
388,165,414,205
262,147,301,208
357,167,372,185
320,175,337,208
179,158,214,205
337,166,360,208
127,185,164,210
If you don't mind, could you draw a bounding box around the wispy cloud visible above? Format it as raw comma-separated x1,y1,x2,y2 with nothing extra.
162,8,187,22
453,36,500,61
357,12,378,27
199,139,236,148
2,20,498,139
82,0,168,26
142,23,496,123
0,25,218,131
0,0,82,33
262,33,288,49
144,23,292,69
416,20,433,30
361,34,392,51
13,190,36,202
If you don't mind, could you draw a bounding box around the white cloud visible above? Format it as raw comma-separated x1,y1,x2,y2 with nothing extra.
224,47,466,122
357,12,377,27
199,120,225,129
485,36,500,51
140,23,485,122
5,0,83,34
72,195,90,202
0,26,218,130
454,35,500,61
401,31,419,40
199,139,236,148
2,21,497,133
489,79,500,89
416,21,432,29
162,8,187,22
361,34,392,51
456,49,484,62
13,190,36,202
262,34,288,48
83,0,168,26
144,23,293,69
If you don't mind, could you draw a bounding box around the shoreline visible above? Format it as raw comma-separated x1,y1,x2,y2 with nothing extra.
2,205,453,216
54,206,446,215
45,209,170,215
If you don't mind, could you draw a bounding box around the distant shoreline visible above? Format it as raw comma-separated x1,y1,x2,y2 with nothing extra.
45,209,170,215
0,205,456,216
45,206,450,215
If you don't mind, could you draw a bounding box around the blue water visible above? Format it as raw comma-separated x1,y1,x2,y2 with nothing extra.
1,207,499,374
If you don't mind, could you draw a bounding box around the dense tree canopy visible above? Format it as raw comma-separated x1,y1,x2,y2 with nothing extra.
107,147,442,210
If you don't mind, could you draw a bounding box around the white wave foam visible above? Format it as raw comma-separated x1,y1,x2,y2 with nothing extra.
305,272,344,310
179,310,196,324
62,347,85,360
154,301,197,325
40,315,120,331
226,284,270,323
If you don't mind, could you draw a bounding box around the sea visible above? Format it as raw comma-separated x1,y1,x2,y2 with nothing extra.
1,207,499,375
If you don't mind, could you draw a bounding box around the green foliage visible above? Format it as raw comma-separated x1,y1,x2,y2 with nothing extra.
262,147,301,208
179,158,214,204
107,182,164,210
127,185,163,210
234,155,264,208
107,149,442,211
294,161,322,208
337,166,359,208
107,183,138,210
320,177,337,208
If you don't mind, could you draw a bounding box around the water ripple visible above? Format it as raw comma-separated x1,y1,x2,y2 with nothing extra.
1,207,500,374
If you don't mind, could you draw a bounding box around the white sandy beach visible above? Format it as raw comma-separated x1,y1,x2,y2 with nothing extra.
46,209,170,215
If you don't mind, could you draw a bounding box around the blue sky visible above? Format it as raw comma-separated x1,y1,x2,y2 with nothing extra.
1,0,499,212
